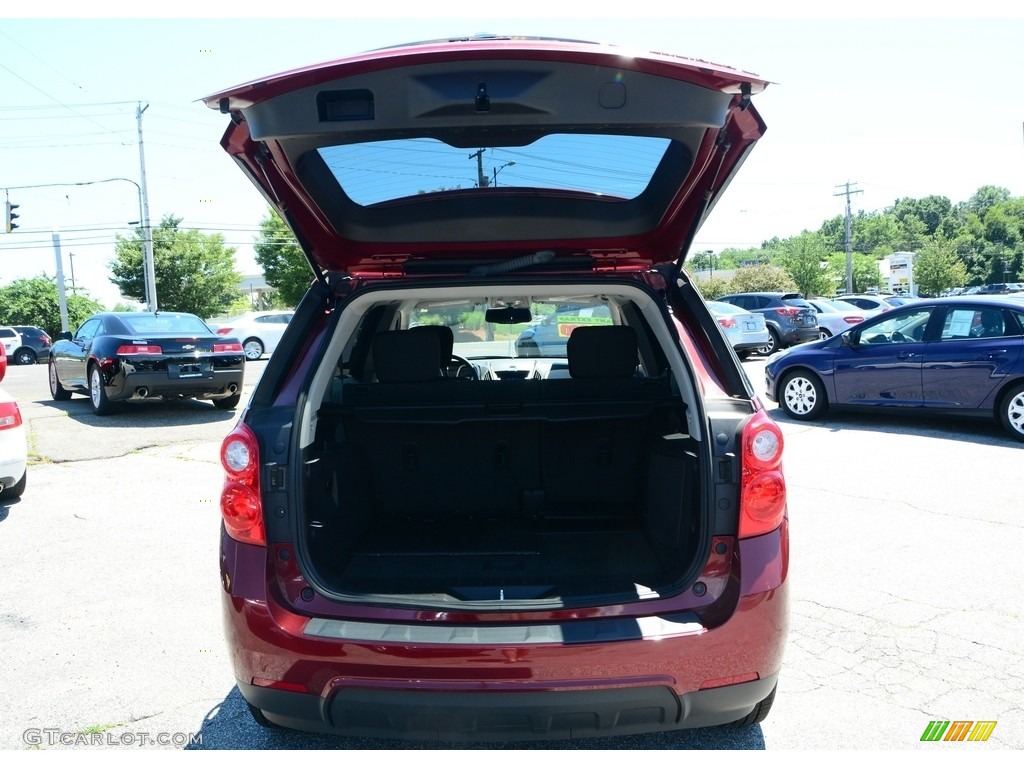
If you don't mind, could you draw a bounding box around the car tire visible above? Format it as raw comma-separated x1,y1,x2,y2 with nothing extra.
243,338,264,361
732,684,776,727
779,369,827,420
0,470,26,501
89,365,116,416
14,348,37,365
818,329,832,340
49,359,72,401
213,392,242,410
998,382,1024,442
757,327,781,356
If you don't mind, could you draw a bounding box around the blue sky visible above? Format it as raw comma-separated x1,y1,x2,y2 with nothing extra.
1,5,1022,309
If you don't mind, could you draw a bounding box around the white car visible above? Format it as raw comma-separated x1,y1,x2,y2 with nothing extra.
806,297,878,338
706,300,772,357
214,311,293,361
0,345,28,501
0,326,22,358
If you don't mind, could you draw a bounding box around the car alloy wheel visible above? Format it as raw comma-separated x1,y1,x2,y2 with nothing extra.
818,329,831,340
999,383,1024,442
49,359,72,401
243,338,264,361
757,328,780,356
780,370,826,420
89,366,115,416
15,348,37,365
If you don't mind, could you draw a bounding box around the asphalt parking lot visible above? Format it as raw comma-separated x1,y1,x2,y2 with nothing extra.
1,358,1022,750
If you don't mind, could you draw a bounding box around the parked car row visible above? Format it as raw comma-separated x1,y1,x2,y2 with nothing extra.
764,295,1024,441
714,292,819,355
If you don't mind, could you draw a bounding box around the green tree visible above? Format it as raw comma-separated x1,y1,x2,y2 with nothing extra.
728,263,798,293
692,274,733,300
776,232,834,298
253,209,313,307
961,185,1012,218
0,275,104,338
914,236,968,297
826,252,883,294
109,214,242,319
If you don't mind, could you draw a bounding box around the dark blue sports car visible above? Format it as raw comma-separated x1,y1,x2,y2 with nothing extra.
763,296,1024,441
49,312,245,416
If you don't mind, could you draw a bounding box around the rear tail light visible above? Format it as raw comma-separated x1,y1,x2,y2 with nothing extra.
739,410,786,539
0,401,23,430
220,423,266,546
216,327,233,336
775,307,799,318
213,342,244,353
843,316,865,324
117,344,162,355
717,317,737,329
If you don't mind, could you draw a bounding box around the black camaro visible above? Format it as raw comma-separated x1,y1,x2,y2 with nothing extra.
48,312,246,415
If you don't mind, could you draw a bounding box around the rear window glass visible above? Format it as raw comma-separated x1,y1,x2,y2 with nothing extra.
317,135,671,205
121,315,212,335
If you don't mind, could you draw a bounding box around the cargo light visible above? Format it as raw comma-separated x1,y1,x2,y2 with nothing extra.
220,422,265,546
739,410,786,539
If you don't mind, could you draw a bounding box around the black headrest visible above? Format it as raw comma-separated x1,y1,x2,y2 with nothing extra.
410,324,454,366
567,325,638,379
372,330,441,383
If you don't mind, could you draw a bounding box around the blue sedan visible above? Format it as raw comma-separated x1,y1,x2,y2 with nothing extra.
763,296,1024,441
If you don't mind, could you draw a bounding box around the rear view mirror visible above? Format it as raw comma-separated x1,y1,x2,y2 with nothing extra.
485,307,532,324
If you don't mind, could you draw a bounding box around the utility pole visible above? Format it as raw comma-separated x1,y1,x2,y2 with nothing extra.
468,148,489,187
52,233,70,332
137,102,158,312
834,182,862,293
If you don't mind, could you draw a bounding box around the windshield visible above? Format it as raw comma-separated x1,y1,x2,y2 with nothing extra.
406,296,617,374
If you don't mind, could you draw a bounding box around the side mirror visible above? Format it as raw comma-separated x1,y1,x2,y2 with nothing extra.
841,330,858,347
58,331,72,342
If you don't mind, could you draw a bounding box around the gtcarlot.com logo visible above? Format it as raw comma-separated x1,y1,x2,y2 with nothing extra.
921,721,997,742
22,729,202,747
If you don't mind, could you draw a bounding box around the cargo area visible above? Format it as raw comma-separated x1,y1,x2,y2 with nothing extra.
303,382,702,603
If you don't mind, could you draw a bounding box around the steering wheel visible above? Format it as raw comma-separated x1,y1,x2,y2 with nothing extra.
891,330,910,343
446,355,478,380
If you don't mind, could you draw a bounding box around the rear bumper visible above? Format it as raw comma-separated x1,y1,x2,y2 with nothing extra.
105,368,244,402
220,525,789,742
779,327,820,345
238,672,780,741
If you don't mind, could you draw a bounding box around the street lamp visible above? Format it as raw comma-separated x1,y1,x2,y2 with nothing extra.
81,177,157,312
492,161,516,186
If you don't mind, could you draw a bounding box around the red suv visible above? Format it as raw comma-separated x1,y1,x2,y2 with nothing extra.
209,35,789,742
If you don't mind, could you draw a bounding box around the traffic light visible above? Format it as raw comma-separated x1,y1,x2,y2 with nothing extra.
4,201,18,233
